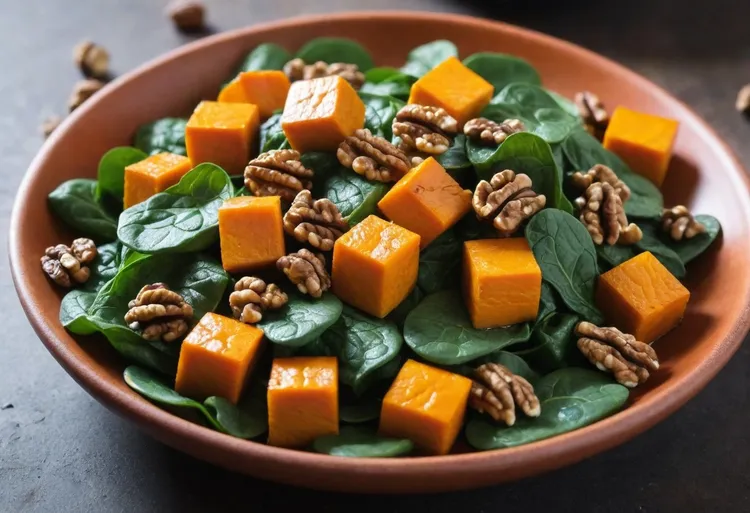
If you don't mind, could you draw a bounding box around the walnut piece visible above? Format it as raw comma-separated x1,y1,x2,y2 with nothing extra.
40,238,97,288
73,41,109,79
463,117,525,146
576,321,659,388
575,182,642,245
68,79,105,112
575,91,609,139
283,190,348,251
124,283,193,342
283,58,365,90
392,104,458,155
472,170,546,236
571,164,631,202
244,149,314,202
277,249,331,298
229,277,288,324
661,205,707,241
337,128,411,182
166,0,205,32
469,363,541,426
41,116,62,138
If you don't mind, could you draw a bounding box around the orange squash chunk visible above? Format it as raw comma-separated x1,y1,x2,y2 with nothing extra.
408,56,494,125
123,152,192,208
218,71,291,119
378,157,472,248
218,196,285,273
463,238,542,329
267,356,339,448
332,215,420,318
596,251,689,343
603,106,679,186
185,100,260,175
380,359,472,455
175,312,265,404
281,76,365,153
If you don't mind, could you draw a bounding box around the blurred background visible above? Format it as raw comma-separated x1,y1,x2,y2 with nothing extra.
2,1,748,512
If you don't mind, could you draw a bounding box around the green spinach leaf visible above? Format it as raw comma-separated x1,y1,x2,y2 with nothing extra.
339,396,381,424
96,146,148,203
525,209,603,324
259,111,288,152
404,290,532,365
117,164,233,254
258,292,343,347
388,286,424,328
312,426,413,457
400,40,458,77
48,179,118,241
665,214,721,264
451,350,540,383
296,37,374,71
463,52,541,91
360,92,405,139
547,91,580,118
360,67,415,100
417,229,462,294
516,312,581,373
466,368,629,450
134,118,188,156
562,128,663,218
232,43,291,74
436,134,471,173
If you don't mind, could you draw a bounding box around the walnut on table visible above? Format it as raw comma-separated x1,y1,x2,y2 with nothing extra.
283,190,348,251
276,249,331,298
468,363,541,426
244,149,314,202
124,283,193,343
73,40,110,79
337,128,411,182
472,169,546,237
40,238,97,288
661,205,707,241
392,104,458,156
229,277,288,324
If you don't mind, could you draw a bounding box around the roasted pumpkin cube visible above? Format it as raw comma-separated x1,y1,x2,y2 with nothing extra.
267,356,339,448
218,70,291,119
408,56,494,125
596,251,689,342
463,238,542,329
332,215,420,318
185,101,260,175
175,312,265,404
380,359,472,455
218,196,285,273
281,76,365,153
123,152,192,208
378,157,472,248
603,106,679,186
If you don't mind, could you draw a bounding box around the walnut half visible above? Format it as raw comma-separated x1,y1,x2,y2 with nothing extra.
469,363,541,426
472,170,546,236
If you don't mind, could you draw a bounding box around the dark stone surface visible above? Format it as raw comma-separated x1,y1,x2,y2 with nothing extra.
2,0,749,511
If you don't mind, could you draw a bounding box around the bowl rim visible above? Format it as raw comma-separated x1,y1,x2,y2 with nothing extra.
10,10,750,484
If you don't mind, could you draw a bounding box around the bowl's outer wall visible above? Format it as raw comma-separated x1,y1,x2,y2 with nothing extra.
10,12,750,493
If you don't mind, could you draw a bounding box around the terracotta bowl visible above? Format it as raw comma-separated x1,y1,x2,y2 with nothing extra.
9,11,750,493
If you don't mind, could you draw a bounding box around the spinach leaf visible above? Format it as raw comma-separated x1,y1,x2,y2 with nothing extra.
562,128,663,218
233,43,291,74
258,292,343,347
259,111,288,152
360,92,405,140
451,350,540,383
537,282,562,321
516,312,581,373
111,329,178,375
387,286,424,328
547,90,580,118
404,290,532,365
525,209,604,324
96,146,148,204
436,134,471,173
124,366,267,439
296,37,374,71
117,164,233,254
466,368,629,450
471,132,574,214
312,426,413,458
463,52,541,91
339,396,381,423
360,67,415,101
417,229,462,294
134,118,188,156
400,40,458,77
48,179,118,241
315,305,402,394
665,214,722,264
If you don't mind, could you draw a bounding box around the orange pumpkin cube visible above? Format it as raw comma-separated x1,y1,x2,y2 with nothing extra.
332,215,420,318
596,251,690,343
185,101,260,175
378,157,472,248
218,70,291,119
267,356,339,448
175,313,265,404
408,56,494,125
603,107,679,186
123,152,192,208
463,238,542,329
380,359,472,455
281,76,365,153
218,196,285,273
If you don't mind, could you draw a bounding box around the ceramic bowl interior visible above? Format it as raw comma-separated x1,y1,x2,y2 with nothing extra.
10,11,750,493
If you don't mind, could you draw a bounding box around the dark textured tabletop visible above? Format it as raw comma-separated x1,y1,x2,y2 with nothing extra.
2,1,749,511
